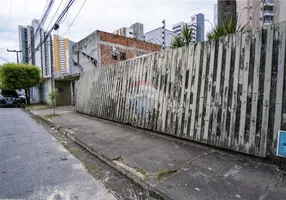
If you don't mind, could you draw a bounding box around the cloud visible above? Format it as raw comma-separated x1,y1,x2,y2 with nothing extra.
0,0,216,64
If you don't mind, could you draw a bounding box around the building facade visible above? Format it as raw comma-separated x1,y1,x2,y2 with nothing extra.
18,25,30,64
113,22,144,41
53,34,75,76
130,22,144,41
237,0,279,28
190,13,205,42
72,30,160,73
172,22,187,35
145,28,176,47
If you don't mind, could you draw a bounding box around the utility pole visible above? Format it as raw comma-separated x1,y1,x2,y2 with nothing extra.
7,49,22,64
162,19,166,50
50,34,54,89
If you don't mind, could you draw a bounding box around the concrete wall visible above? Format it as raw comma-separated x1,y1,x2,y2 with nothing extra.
40,79,52,104
77,22,286,158
72,31,99,72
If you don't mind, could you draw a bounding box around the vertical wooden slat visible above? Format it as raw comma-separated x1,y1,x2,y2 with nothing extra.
273,22,286,153
197,42,210,141
238,30,252,152
116,63,123,120
99,67,106,117
135,57,144,126
189,43,202,140
183,45,195,138
144,54,153,129
167,48,177,135
153,53,162,130
130,59,138,124
229,33,242,148
120,62,128,122
177,46,188,137
123,61,131,123
249,29,262,154
173,47,183,135
158,51,169,132
260,25,274,157
203,40,216,142
219,36,232,146
161,50,173,133
128,59,136,124
211,39,224,145
155,52,163,132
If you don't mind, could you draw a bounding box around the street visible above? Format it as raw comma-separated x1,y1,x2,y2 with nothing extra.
0,108,116,200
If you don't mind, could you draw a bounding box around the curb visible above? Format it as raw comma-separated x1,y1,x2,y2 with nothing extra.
26,109,172,200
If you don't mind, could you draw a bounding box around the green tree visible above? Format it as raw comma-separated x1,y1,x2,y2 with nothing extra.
0,63,40,104
170,25,196,49
48,88,58,116
207,17,248,40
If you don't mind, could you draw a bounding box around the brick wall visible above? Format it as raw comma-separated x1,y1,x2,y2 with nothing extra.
98,31,160,66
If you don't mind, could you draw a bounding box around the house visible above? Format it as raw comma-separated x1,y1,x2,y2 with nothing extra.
72,30,161,73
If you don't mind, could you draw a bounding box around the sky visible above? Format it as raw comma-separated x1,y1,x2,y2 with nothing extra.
0,0,216,65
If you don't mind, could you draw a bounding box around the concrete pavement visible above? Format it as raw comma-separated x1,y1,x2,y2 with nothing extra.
0,108,116,200
30,106,286,200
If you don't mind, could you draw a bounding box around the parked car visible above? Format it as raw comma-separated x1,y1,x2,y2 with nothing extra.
17,91,26,104
0,90,22,107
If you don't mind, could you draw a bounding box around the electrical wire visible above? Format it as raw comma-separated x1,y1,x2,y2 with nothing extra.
46,0,64,30
63,0,87,36
26,0,76,63
21,0,57,63
8,0,12,41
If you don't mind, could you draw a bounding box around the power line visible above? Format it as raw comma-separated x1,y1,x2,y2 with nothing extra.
26,0,76,63
21,0,56,63
63,0,87,36
8,0,12,41
46,0,64,30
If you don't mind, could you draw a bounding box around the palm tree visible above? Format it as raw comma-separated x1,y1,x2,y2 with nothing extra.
207,17,248,40
170,25,196,49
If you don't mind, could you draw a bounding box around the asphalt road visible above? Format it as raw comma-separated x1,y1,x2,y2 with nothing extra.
0,108,116,200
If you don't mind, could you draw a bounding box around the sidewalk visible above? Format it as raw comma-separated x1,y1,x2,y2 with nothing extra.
29,106,286,200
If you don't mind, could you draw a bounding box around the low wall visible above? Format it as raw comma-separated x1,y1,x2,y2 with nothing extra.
76,22,286,158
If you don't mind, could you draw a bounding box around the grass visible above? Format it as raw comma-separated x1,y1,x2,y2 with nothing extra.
42,114,61,119
25,104,52,110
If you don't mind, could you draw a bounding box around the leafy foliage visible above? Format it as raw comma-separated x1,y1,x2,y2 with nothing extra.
0,63,40,90
48,88,58,107
170,25,196,49
207,17,249,40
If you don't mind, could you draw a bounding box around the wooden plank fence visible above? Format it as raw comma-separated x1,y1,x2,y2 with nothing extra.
76,22,286,157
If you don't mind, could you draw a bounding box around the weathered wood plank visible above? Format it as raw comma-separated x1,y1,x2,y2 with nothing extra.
173,47,183,136
273,22,286,153
211,38,224,145
238,30,252,152
219,36,232,147
177,46,188,137
197,42,210,141
131,58,140,125
248,29,262,154
183,45,195,138
161,50,173,133
167,48,178,135
259,25,274,157
229,33,242,148
145,54,153,129
154,52,163,132
203,40,216,142
151,53,159,130
158,51,169,132
189,43,202,140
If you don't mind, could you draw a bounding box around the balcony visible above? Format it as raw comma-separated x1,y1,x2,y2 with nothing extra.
264,10,274,16
264,0,274,7
263,20,273,26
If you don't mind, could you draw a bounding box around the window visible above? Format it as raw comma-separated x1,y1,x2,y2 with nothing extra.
120,52,126,61
112,54,118,60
